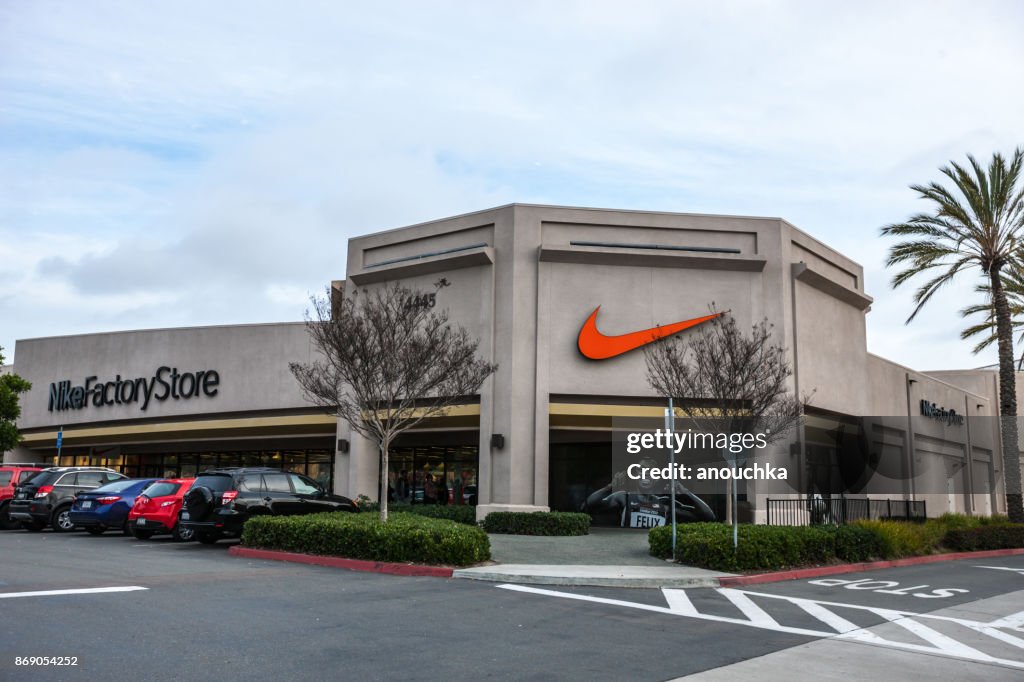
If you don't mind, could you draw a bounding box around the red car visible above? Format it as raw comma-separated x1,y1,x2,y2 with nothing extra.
0,465,43,530
127,478,196,541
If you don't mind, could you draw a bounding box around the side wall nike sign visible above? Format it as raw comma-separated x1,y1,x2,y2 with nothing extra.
577,306,723,360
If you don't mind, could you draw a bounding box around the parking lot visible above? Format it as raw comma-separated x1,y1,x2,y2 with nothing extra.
2,528,1024,680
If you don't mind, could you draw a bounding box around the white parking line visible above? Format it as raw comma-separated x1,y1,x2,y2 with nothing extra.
976,565,1024,576
0,586,148,599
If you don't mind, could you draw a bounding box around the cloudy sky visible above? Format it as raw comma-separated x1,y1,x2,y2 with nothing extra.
1,1,1022,370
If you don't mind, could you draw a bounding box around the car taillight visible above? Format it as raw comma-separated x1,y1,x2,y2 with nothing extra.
34,485,53,498
160,500,176,507
97,496,121,505
222,490,238,504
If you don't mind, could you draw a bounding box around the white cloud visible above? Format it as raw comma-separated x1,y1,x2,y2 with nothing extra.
1,0,1022,371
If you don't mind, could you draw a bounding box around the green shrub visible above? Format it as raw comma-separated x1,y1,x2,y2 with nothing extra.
356,495,378,512
851,519,942,559
481,511,590,536
944,524,1024,552
933,512,983,531
355,499,477,525
978,514,1011,526
387,503,477,526
241,511,490,566
830,524,884,562
649,523,835,572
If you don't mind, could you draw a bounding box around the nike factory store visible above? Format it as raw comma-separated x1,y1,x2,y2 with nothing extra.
5,204,1017,523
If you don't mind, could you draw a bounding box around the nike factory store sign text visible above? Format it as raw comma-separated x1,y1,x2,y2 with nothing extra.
47,367,221,412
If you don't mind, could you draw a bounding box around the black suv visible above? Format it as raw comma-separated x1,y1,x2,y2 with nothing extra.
8,467,127,532
179,468,357,544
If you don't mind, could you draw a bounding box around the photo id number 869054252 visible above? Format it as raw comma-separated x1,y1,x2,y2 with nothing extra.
15,656,79,666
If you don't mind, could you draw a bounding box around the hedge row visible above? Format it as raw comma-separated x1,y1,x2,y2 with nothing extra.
945,524,1024,552
355,497,478,525
649,523,837,571
388,503,477,526
241,511,490,566
481,511,590,536
651,514,1024,572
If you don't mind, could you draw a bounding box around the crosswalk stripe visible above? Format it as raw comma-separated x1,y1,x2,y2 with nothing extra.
989,610,1024,630
790,597,868,634
885,614,992,659
960,624,1024,650
497,584,1024,669
717,589,780,628
662,588,698,615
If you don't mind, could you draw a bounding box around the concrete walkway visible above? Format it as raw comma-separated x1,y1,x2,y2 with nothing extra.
453,563,729,588
487,526,672,566
454,526,732,587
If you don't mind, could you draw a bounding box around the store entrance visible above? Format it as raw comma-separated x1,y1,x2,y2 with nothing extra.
386,443,479,506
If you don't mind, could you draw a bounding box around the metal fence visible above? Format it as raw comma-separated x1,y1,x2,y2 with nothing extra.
765,497,927,526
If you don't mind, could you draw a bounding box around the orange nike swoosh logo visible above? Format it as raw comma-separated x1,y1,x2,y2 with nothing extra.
577,307,723,360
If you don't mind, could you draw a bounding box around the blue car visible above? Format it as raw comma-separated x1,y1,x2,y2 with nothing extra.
69,478,159,535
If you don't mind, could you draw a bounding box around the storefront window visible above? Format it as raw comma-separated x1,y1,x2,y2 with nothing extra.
41,447,335,491
386,444,478,505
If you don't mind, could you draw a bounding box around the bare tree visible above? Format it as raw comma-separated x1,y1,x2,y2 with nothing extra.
290,280,497,522
644,310,808,544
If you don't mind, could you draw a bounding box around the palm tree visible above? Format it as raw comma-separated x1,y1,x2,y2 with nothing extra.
960,267,1024,370
882,148,1024,522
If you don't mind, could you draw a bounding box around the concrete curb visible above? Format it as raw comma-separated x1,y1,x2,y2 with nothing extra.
228,546,455,578
718,547,1024,587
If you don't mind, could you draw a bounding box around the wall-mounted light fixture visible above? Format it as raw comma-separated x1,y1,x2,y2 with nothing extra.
337,439,350,453
491,433,505,449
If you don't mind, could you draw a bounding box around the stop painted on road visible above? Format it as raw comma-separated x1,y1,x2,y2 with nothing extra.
808,577,969,599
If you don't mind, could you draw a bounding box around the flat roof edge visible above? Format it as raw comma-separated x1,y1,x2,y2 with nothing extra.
350,203,788,242
15,321,306,344
867,353,994,401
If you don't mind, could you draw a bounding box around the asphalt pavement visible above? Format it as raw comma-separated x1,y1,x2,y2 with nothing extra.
1,529,1023,681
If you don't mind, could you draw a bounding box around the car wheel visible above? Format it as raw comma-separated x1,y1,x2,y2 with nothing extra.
122,519,132,536
196,531,220,544
85,526,105,536
51,506,76,532
22,520,45,532
131,527,154,540
172,523,195,542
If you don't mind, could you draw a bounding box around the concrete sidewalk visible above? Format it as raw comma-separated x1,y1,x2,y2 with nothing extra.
456,526,732,587
487,526,671,566
453,563,728,588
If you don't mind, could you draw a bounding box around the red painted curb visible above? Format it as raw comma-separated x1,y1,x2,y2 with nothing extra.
228,546,455,578
718,547,1024,587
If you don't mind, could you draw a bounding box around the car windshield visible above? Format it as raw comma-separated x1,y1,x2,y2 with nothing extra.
192,475,233,493
141,482,181,498
93,479,140,493
18,471,40,485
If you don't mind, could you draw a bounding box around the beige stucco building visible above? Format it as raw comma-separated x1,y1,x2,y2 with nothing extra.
5,205,1015,523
